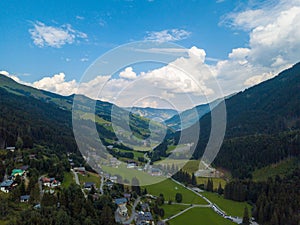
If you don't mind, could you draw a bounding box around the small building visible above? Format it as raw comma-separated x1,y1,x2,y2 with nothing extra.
74,167,86,174
20,195,30,203
150,168,162,176
127,162,137,169
6,146,15,152
41,177,60,188
84,182,95,191
0,180,15,193
141,203,150,212
110,176,118,183
136,211,153,225
115,198,128,217
11,169,25,177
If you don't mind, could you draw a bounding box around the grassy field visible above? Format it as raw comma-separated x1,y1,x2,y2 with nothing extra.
196,177,226,189
145,179,207,205
102,164,164,184
201,191,251,217
61,172,76,188
161,204,189,218
252,157,299,181
78,172,101,188
169,207,235,225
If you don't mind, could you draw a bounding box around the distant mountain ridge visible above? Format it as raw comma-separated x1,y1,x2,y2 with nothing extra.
125,106,178,120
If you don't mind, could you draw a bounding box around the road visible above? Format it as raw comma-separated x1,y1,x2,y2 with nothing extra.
38,175,46,201
99,175,104,195
143,153,151,171
71,169,87,198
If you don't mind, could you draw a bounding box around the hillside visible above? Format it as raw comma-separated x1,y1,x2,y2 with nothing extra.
186,62,300,178
0,74,168,158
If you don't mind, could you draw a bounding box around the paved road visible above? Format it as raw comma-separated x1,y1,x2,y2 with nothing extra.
38,175,45,201
71,169,80,185
71,169,87,198
99,175,104,195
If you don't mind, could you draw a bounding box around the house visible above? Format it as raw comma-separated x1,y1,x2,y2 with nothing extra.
50,178,60,187
20,195,30,203
127,162,137,169
150,168,162,176
115,198,128,217
141,203,150,212
74,167,86,174
107,145,114,150
11,169,25,177
41,177,51,187
41,177,60,188
124,193,131,200
136,211,153,225
6,146,15,152
84,182,95,191
0,180,15,193
110,176,118,183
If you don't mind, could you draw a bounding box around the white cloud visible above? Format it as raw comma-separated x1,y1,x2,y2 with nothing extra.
244,72,275,86
33,73,77,96
80,58,89,62
76,16,85,20
145,29,191,43
29,21,87,48
119,67,137,79
213,0,300,95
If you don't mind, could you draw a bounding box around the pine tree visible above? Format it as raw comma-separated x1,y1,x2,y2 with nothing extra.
217,183,223,195
242,207,250,225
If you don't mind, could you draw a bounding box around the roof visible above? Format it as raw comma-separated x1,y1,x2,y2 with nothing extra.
20,195,30,200
11,169,24,176
115,198,127,205
84,182,95,188
1,180,14,187
137,212,153,221
151,168,161,173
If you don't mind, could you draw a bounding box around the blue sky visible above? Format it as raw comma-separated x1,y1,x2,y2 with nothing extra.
1,0,300,109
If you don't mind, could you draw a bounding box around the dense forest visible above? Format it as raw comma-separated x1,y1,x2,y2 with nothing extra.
224,168,300,225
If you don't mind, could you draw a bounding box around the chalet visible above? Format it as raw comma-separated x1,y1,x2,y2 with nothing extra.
11,169,25,178
74,167,86,174
6,146,15,152
136,211,153,225
84,182,95,191
0,180,15,193
41,177,60,188
150,168,162,176
115,198,128,217
20,195,30,203
127,162,137,169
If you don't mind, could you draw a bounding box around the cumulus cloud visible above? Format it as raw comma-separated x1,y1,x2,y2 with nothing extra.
213,0,300,95
244,72,274,86
119,67,137,79
145,29,191,42
29,21,87,48
33,73,77,96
